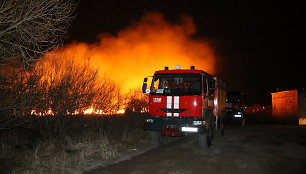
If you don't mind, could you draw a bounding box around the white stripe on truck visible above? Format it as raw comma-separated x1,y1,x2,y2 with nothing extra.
167,96,172,116
166,96,180,117
174,96,179,117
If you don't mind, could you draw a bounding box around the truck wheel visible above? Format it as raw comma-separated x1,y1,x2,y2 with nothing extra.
198,125,212,148
198,134,206,148
241,117,245,127
211,117,215,140
220,116,225,136
150,131,161,146
206,124,213,147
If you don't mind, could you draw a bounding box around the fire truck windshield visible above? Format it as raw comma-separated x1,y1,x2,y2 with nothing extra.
150,73,201,96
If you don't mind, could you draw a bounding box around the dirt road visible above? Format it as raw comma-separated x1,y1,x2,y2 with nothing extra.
84,125,306,174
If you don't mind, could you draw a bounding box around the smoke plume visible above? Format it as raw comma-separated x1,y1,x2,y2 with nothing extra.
44,12,217,91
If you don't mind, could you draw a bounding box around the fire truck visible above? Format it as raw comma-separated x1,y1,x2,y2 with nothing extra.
142,65,227,147
226,91,246,126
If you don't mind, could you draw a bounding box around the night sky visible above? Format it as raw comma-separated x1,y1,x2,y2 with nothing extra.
66,0,305,106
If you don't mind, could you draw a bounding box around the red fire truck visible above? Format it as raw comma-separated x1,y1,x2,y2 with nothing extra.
142,65,227,147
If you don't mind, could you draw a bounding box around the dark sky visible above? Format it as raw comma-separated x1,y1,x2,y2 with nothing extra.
66,0,305,106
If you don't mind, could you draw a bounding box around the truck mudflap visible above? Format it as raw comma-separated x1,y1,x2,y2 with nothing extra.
143,116,207,135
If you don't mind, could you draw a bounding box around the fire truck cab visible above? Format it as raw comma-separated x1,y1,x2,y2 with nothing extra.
142,65,226,147
226,91,246,127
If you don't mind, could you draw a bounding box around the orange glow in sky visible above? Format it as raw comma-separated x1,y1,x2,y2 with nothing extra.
45,12,217,91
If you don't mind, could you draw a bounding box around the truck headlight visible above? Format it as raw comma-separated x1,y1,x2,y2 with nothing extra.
182,127,198,132
193,121,206,125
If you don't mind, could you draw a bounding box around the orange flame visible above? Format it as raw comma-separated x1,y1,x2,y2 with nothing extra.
49,12,216,91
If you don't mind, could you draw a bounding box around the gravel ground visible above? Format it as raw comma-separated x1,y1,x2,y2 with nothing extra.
84,125,306,174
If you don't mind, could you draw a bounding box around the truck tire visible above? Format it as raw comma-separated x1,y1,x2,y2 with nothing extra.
206,123,213,147
220,116,225,136
211,116,215,140
198,134,206,148
150,131,161,146
241,117,245,127
198,120,213,148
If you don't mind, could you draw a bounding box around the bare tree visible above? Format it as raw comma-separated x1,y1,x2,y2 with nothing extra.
92,79,119,114
32,54,120,116
0,0,76,69
0,70,42,129
34,56,96,116
124,89,148,114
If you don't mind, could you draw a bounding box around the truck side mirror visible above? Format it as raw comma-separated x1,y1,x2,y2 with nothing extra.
142,77,148,93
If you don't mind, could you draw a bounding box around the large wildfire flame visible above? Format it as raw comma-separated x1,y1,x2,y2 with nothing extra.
31,12,217,115
47,12,216,91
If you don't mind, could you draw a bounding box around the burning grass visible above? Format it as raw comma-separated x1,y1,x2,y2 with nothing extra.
0,50,149,174
0,113,150,174
0,11,218,173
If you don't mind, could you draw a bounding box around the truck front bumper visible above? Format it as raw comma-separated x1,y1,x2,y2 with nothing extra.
143,116,207,135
